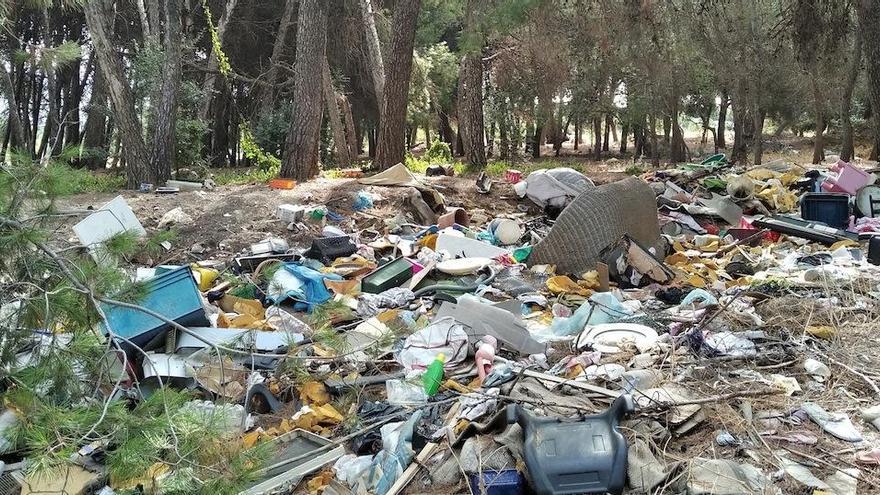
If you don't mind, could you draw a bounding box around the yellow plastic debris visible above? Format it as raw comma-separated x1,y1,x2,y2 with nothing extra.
293,404,343,432
806,325,836,339
546,275,592,296
191,265,220,291
299,381,331,406
830,239,860,250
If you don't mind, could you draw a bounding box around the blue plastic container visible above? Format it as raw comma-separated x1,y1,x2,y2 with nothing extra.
101,266,209,351
800,193,850,229
468,469,524,495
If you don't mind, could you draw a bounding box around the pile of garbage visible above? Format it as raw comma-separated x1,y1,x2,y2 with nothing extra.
9,155,880,494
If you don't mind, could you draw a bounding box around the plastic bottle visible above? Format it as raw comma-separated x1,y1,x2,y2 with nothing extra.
475,335,497,381
422,353,446,396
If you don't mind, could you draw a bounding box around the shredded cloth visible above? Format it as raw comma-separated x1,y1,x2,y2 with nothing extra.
529,177,663,275
357,288,415,318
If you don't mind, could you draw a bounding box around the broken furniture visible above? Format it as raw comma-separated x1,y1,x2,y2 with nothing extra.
101,266,209,351
455,395,635,495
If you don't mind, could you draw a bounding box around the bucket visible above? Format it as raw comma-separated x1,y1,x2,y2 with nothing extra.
437,207,469,229
800,193,850,229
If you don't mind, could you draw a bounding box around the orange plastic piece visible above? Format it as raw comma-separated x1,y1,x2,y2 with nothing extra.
268,178,296,189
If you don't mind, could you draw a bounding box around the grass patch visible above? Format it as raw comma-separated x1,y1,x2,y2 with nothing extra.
47,165,125,195
213,167,277,186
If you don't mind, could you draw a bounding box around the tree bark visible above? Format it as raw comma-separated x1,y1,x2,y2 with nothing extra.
573,119,580,150
323,59,352,166
650,114,659,167
438,111,453,144
670,97,687,163
662,115,671,145
358,0,386,111
602,114,612,152
717,92,729,149
457,0,486,168
81,67,110,170
0,64,28,151
339,94,359,159
841,31,862,162
261,0,297,115
149,0,183,183
374,0,422,169
458,50,486,166
592,116,601,160
810,74,826,164
84,0,152,187
280,0,327,180
753,107,766,165
620,122,629,154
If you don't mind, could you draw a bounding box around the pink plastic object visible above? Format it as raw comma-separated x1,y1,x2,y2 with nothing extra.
505,169,523,184
475,335,497,381
822,161,872,195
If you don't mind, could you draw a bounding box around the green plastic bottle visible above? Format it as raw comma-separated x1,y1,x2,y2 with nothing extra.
423,353,446,396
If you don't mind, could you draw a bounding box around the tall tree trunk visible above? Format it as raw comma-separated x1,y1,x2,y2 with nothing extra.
841,31,862,162
339,95,359,159
261,0,297,115
531,122,541,158
280,0,327,180
602,114,611,152
457,0,486,168
620,122,629,154
499,112,510,159
717,92,729,149
650,114,659,167
149,0,183,184
84,0,152,187
438,111,453,144
592,116,601,160
374,0,422,169
198,0,239,122
573,119,580,150
81,68,110,170
753,107,765,165
358,0,385,112
0,64,28,151
670,97,687,163
323,59,352,166
662,115,671,145
810,75,826,164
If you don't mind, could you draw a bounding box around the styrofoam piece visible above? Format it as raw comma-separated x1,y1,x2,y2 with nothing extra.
435,234,508,259
436,257,492,275
73,195,146,261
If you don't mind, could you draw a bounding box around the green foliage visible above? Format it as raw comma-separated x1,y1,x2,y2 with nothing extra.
624,165,644,176
424,139,453,163
175,80,210,170
37,41,82,70
252,103,291,159
240,123,281,173
202,0,232,77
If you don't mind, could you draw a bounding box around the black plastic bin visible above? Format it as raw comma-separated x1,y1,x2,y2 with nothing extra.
800,193,850,229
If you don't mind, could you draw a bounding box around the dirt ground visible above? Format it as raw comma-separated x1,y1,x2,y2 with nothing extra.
59,168,629,265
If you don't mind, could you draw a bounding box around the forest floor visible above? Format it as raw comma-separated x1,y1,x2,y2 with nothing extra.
57,134,873,273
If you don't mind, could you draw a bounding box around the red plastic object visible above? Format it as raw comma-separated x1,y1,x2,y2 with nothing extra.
269,179,296,190
505,169,523,184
